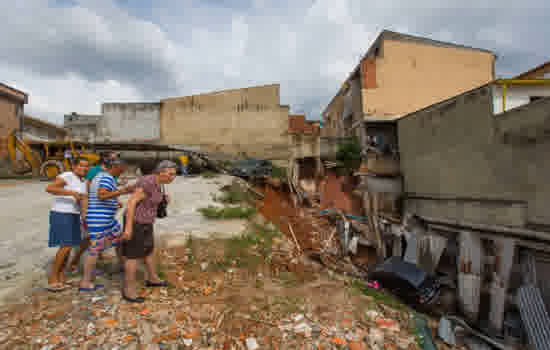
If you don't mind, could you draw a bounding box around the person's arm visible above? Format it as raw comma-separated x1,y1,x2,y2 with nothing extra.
97,176,133,200
98,186,131,200
80,194,88,219
46,176,81,201
122,187,147,241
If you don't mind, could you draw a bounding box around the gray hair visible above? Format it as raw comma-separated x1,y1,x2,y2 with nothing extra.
154,160,178,173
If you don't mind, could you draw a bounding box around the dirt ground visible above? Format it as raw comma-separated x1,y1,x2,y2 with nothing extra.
0,219,459,350
0,177,459,350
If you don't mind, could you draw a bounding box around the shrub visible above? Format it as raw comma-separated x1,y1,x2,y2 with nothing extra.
336,136,362,170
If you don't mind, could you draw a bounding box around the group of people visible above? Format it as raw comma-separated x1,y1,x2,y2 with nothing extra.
45,152,178,303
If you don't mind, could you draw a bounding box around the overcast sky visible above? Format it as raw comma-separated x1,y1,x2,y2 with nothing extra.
1,0,548,125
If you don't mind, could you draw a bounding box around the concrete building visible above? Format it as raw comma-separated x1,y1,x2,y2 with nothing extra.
288,114,321,197
65,84,292,164
22,115,67,142
64,113,102,142
0,83,28,176
160,84,290,163
100,103,161,143
396,78,550,335
321,30,496,145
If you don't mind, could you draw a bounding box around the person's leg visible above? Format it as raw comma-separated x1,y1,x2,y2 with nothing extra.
69,238,90,271
49,246,72,287
79,235,103,290
57,247,72,284
144,252,162,283
142,225,162,283
116,246,125,272
121,222,145,302
123,258,139,299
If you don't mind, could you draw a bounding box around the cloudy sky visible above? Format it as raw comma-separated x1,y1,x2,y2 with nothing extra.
1,0,548,125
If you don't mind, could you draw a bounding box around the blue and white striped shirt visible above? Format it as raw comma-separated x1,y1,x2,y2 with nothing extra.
86,172,118,233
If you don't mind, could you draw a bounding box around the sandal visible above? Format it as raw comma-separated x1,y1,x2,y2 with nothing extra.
78,284,104,292
145,280,169,288
122,293,145,303
46,284,69,293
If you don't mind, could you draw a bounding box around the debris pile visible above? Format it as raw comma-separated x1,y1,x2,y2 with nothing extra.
0,221,458,350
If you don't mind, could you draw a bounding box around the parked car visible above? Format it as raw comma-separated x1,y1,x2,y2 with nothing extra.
368,257,443,309
230,159,272,179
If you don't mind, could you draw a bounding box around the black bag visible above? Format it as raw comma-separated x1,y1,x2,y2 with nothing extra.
156,185,168,219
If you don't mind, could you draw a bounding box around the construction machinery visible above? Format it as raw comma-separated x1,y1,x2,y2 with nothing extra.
7,130,100,179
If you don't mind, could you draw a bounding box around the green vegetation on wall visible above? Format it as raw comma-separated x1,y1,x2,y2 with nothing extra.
336,136,362,171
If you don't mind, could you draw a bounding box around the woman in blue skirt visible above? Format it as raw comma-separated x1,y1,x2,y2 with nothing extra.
45,157,90,292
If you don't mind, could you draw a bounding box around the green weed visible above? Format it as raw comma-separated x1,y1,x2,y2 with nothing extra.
198,206,256,219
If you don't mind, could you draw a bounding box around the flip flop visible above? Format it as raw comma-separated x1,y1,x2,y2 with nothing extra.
78,284,104,292
122,293,145,303
46,284,69,293
145,280,170,288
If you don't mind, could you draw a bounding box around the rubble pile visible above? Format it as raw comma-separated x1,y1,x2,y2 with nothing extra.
0,227,460,350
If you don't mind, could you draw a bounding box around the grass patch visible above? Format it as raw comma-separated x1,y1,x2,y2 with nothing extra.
198,206,256,219
223,223,281,272
214,185,250,204
271,165,287,179
201,171,219,179
350,279,411,313
185,235,197,265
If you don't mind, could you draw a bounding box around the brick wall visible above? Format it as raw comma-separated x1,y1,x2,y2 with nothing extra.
319,170,363,215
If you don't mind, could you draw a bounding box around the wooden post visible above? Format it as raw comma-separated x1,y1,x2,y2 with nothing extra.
489,238,515,334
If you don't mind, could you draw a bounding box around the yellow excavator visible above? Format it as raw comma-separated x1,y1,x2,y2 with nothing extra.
7,130,100,179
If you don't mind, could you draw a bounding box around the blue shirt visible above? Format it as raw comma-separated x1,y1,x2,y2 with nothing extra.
86,172,118,233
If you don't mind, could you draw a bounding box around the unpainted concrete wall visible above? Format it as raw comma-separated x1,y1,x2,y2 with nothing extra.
101,103,161,142
160,84,290,161
0,97,20,176
290,134,320,159
64,114,101,142
398,85,550,226
363,39,495,120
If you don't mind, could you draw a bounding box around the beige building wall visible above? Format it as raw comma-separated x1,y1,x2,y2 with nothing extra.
160,84,290,161
362,39,495,119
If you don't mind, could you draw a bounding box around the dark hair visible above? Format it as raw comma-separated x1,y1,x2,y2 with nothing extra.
73,157,89,166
